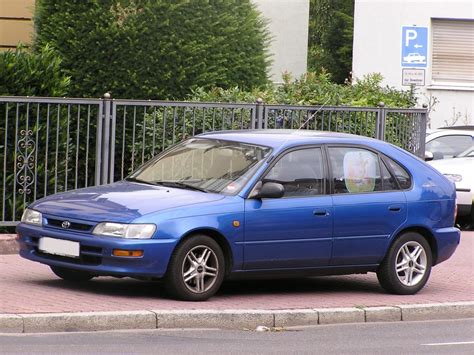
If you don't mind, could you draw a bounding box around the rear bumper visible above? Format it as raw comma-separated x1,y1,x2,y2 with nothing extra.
456,189,473,216
433,226,461,265
16,223,178,278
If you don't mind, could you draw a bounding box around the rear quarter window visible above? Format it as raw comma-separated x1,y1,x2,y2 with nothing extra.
384,157,412,190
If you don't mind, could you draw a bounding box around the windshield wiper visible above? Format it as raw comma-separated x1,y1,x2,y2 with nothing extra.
152,181,209,193
125,177,159,186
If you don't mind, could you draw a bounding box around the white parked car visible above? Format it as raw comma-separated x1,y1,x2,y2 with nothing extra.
425,127,474,160
426,127,474,222
426,143,474,222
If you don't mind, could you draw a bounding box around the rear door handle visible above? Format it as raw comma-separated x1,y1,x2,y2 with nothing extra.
389,204,402,212
313,209,329,216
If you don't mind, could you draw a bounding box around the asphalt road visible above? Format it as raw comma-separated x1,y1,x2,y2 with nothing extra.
1,319,473,354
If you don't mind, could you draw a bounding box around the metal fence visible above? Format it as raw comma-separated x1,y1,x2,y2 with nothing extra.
0,95,427,225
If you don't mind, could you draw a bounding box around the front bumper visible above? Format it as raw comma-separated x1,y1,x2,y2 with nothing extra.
16,222,178,278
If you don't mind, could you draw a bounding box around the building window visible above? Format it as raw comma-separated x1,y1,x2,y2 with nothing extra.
431,19,474,85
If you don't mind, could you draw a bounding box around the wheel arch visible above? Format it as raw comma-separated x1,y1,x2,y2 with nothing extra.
390,226,438,265
176,228,234,277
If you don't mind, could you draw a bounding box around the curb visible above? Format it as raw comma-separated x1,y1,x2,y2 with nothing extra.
1,302,473,333
0,234,18,255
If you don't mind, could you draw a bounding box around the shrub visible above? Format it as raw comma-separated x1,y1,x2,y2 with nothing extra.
0,44,70,97
34,0,270,99
189,72,417,108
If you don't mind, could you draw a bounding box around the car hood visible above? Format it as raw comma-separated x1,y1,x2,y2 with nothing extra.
30,181,226,223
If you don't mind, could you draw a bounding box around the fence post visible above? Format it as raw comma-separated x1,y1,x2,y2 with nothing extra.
376,102,386,141
255,98,264,129
417,103,428,158
94,99,104,186
94,92,114,185
109,99,116,184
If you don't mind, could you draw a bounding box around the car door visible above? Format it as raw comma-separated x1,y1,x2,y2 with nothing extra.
243,147,333,270
327,146,407,266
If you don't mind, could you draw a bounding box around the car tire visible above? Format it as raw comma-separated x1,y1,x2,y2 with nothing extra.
50,266,94,282
165,235,225,301
377,232,432,295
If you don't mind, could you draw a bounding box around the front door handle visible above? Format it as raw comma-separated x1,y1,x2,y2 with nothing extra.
313,209,329,216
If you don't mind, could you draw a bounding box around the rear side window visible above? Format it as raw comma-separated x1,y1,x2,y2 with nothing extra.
328,147,382,194
384,157,412,189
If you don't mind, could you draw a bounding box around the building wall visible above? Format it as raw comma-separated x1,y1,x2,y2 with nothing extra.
353,0,474,128
0,0,35,51
253,0,310,83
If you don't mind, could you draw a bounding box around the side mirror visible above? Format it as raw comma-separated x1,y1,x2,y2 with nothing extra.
251,182,285,199
425,151,434,161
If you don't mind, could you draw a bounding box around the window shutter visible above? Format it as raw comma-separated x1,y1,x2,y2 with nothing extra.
432,19,474,84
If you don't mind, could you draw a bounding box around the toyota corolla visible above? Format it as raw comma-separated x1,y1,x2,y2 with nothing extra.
17,130,460,301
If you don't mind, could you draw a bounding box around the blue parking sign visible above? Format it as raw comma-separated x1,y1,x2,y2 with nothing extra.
401,26,428,68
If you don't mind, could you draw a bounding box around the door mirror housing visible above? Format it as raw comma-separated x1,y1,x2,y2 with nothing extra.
251,182,285,199
424,151,434,161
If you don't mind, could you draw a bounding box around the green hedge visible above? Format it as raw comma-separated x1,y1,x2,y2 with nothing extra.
35,0,270,99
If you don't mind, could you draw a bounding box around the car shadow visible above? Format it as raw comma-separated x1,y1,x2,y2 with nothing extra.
28,274,385,300
219,276,384,296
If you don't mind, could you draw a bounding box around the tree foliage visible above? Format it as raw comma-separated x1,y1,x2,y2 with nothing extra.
308,0,354,84
0,44,70,96
34,0,270,99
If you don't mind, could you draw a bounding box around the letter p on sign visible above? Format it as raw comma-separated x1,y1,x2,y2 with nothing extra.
405,29,417,46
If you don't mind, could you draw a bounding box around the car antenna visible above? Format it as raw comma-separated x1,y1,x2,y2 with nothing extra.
298,97,331,129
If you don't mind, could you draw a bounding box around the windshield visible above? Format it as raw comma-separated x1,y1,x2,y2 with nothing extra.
455,144,474,158
129,138,272,195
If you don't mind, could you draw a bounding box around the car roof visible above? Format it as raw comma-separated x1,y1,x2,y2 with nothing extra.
438,125,474,131
426,129,474,140
197,129,380,149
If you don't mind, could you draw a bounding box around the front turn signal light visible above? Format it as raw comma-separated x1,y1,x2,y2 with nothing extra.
112,249,144,257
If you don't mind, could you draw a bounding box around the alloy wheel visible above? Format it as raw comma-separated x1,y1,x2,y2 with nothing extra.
395,241,427,286
181,245,219,293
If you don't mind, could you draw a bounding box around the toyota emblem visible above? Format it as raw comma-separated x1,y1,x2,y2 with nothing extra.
61,221,71,229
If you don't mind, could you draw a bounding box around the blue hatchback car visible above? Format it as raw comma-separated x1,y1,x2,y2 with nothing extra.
17,130,460,301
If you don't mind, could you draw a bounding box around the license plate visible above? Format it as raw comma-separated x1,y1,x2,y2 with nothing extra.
38,237,80,258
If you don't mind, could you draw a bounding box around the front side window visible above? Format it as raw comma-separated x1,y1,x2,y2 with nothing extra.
264,148,325,197
328,147,382,194
130,138,271,195
425,135,473,159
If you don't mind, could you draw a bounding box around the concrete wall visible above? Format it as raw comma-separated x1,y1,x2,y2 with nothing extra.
353,0,474,128
0,0,35,51
254,0,309,83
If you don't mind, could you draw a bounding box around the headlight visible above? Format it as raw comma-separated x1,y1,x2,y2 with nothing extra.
444,174,462,183
92,222,156,239
21,208,42,226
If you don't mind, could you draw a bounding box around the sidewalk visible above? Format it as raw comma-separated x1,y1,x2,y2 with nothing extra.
0,232,472,332
0,234,17,255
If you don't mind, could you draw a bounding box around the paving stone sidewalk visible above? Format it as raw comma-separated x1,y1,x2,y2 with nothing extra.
1,232,472,314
